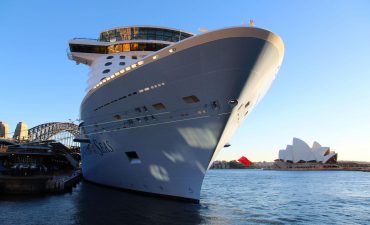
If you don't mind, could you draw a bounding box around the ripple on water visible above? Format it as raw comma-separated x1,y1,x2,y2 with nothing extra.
0,170,369,225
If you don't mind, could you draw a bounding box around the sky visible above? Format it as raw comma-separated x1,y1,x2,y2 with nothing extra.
1,0,370,162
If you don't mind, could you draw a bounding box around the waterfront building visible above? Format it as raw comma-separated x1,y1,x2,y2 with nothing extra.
13,122,28,141
69,25,284,202
274,138,338,170
0,122,9,139
278,138,337,164
0,140,81,194
211,160,230,169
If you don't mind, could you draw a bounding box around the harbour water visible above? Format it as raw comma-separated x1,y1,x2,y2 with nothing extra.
0,170,369,225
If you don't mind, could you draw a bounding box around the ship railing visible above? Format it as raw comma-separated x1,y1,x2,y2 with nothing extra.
81,101,227,135
72,37,100,42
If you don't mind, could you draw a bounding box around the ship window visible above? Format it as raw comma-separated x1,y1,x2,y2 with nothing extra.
100,77,106,81
105,62,112,66
132,56,138,59
152,103,166,110
103,69,110,74
238,104,244,111
182,95,200,104
106,56,114,59
135,107,142,113
120,55,125,59
119,62,126,66
114,44,122,52
125,151,141,164
122,44,130,51
114,115,122,120
245,101,250,108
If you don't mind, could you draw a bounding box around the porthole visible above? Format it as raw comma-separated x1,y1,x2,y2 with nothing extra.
119,62,126,66
132,55,137,59
105,62,112,66
103,69,110,74
106,56,114,59
120,55,125,59
100,77,106,81
228,99,238,107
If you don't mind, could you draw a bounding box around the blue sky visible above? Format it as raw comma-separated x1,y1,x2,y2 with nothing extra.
1,0,369,161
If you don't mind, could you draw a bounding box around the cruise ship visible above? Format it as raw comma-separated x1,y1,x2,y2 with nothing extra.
68,25,284,203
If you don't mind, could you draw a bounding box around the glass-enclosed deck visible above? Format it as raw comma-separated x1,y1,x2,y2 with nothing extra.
69,26,193,54
99,27,193,42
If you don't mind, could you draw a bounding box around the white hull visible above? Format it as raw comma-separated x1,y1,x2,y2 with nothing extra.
76,27,284,202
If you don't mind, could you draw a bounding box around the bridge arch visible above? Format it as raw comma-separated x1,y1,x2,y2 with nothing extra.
28,122,79,146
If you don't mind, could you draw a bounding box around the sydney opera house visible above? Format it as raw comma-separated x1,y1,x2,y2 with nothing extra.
274,138,337,169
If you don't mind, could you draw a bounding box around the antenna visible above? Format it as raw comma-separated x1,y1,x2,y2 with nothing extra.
249,20,255,27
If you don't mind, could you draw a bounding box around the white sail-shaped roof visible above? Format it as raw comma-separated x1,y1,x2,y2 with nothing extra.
278,149,285,160
285,145,293,161
278,138,336,164
312,141,321,150
291,138,316,162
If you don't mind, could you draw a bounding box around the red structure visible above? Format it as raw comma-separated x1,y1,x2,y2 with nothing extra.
238,156,252,167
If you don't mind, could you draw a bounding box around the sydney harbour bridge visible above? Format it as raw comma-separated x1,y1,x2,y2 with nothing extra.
27,122,80,149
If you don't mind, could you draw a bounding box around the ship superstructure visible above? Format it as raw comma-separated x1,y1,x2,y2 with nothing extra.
69,25,284,202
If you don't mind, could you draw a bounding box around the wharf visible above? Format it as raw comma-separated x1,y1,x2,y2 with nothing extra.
0,139,81,194
0,171,81,194
46,170,81,193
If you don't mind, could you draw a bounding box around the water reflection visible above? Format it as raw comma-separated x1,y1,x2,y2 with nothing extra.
73,182,203,225
1,171,369,225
